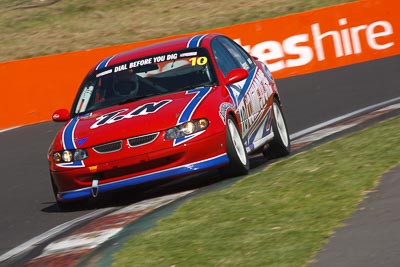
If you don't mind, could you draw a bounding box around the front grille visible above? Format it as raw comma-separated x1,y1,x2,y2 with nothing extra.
128,133,159,147
93,140,122,154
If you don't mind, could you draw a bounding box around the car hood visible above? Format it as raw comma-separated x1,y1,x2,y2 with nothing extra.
59,89,212,149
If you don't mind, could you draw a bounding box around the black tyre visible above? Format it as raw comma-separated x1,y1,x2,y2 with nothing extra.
263,100,290,159
220,115,249,177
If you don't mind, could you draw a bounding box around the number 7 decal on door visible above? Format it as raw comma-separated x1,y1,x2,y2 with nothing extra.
174,87,212,146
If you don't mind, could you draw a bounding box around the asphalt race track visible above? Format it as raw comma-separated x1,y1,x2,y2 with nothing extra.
0,55,399,260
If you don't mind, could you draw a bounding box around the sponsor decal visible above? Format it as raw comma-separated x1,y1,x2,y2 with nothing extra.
94,51,197,78
112,53,179,73
235,18,395,73
236,68,273,135
245,107,273,146
180,51,198,57
219,102,235,124
90,100,172,129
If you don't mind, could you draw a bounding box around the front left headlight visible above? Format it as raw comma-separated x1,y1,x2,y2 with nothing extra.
165,118,209,140
53,149,88,163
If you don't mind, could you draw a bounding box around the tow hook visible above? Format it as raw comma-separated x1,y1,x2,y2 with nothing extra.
91,178,99,198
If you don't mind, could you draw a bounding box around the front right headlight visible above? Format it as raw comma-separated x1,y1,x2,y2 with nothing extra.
165,118,209,140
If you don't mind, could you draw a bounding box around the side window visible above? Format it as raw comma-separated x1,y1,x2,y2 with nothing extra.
219,37,256,71
211,39,241,76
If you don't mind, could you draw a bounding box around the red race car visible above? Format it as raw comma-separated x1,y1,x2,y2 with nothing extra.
48,33,290,208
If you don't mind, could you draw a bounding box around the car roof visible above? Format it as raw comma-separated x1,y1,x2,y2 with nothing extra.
93,33,221,72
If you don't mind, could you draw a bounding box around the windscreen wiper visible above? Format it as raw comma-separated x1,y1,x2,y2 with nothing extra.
181,82,217,91
118,94,155,105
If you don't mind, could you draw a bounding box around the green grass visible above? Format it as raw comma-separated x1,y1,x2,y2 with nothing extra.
112,116,400,267
0,0,354,62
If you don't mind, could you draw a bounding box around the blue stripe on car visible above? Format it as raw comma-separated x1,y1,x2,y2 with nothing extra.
95,56,114,70
177,87,211,124
62,118,78,150
225,85,238,107
57,161,85,168
236,68,257,104
187,34,207,48
247,108,272,145
60,117,85,168
174,87,211,146
58,153,229,201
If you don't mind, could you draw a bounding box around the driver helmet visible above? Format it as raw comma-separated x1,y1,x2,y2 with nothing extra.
113,70,139,96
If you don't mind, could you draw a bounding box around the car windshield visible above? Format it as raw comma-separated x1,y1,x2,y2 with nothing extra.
72,48,216,116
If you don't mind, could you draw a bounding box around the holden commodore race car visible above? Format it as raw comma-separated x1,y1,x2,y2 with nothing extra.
48,33,290,208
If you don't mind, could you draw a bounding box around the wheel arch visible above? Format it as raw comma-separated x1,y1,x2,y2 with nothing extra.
226,110,243,133
273,92,282,105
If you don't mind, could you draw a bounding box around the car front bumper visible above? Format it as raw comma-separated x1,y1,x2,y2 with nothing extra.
51,132,228,202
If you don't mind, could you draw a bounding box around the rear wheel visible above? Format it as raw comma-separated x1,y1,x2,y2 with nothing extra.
263,100,290,159
220,115,249,177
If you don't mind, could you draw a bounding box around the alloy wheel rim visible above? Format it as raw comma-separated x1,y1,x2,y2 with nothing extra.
274,103,289,147
228,120,247,165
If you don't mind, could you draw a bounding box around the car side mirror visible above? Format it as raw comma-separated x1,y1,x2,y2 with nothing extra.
225,68,249,85
52,109,70,122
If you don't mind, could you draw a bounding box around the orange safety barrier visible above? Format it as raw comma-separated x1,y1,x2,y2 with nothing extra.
1,0,399,129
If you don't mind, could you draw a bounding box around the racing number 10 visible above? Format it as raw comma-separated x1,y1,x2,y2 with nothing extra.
189,56,208,66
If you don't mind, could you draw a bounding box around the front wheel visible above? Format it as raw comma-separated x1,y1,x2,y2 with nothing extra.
263,100,290,159
220,115,249,177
